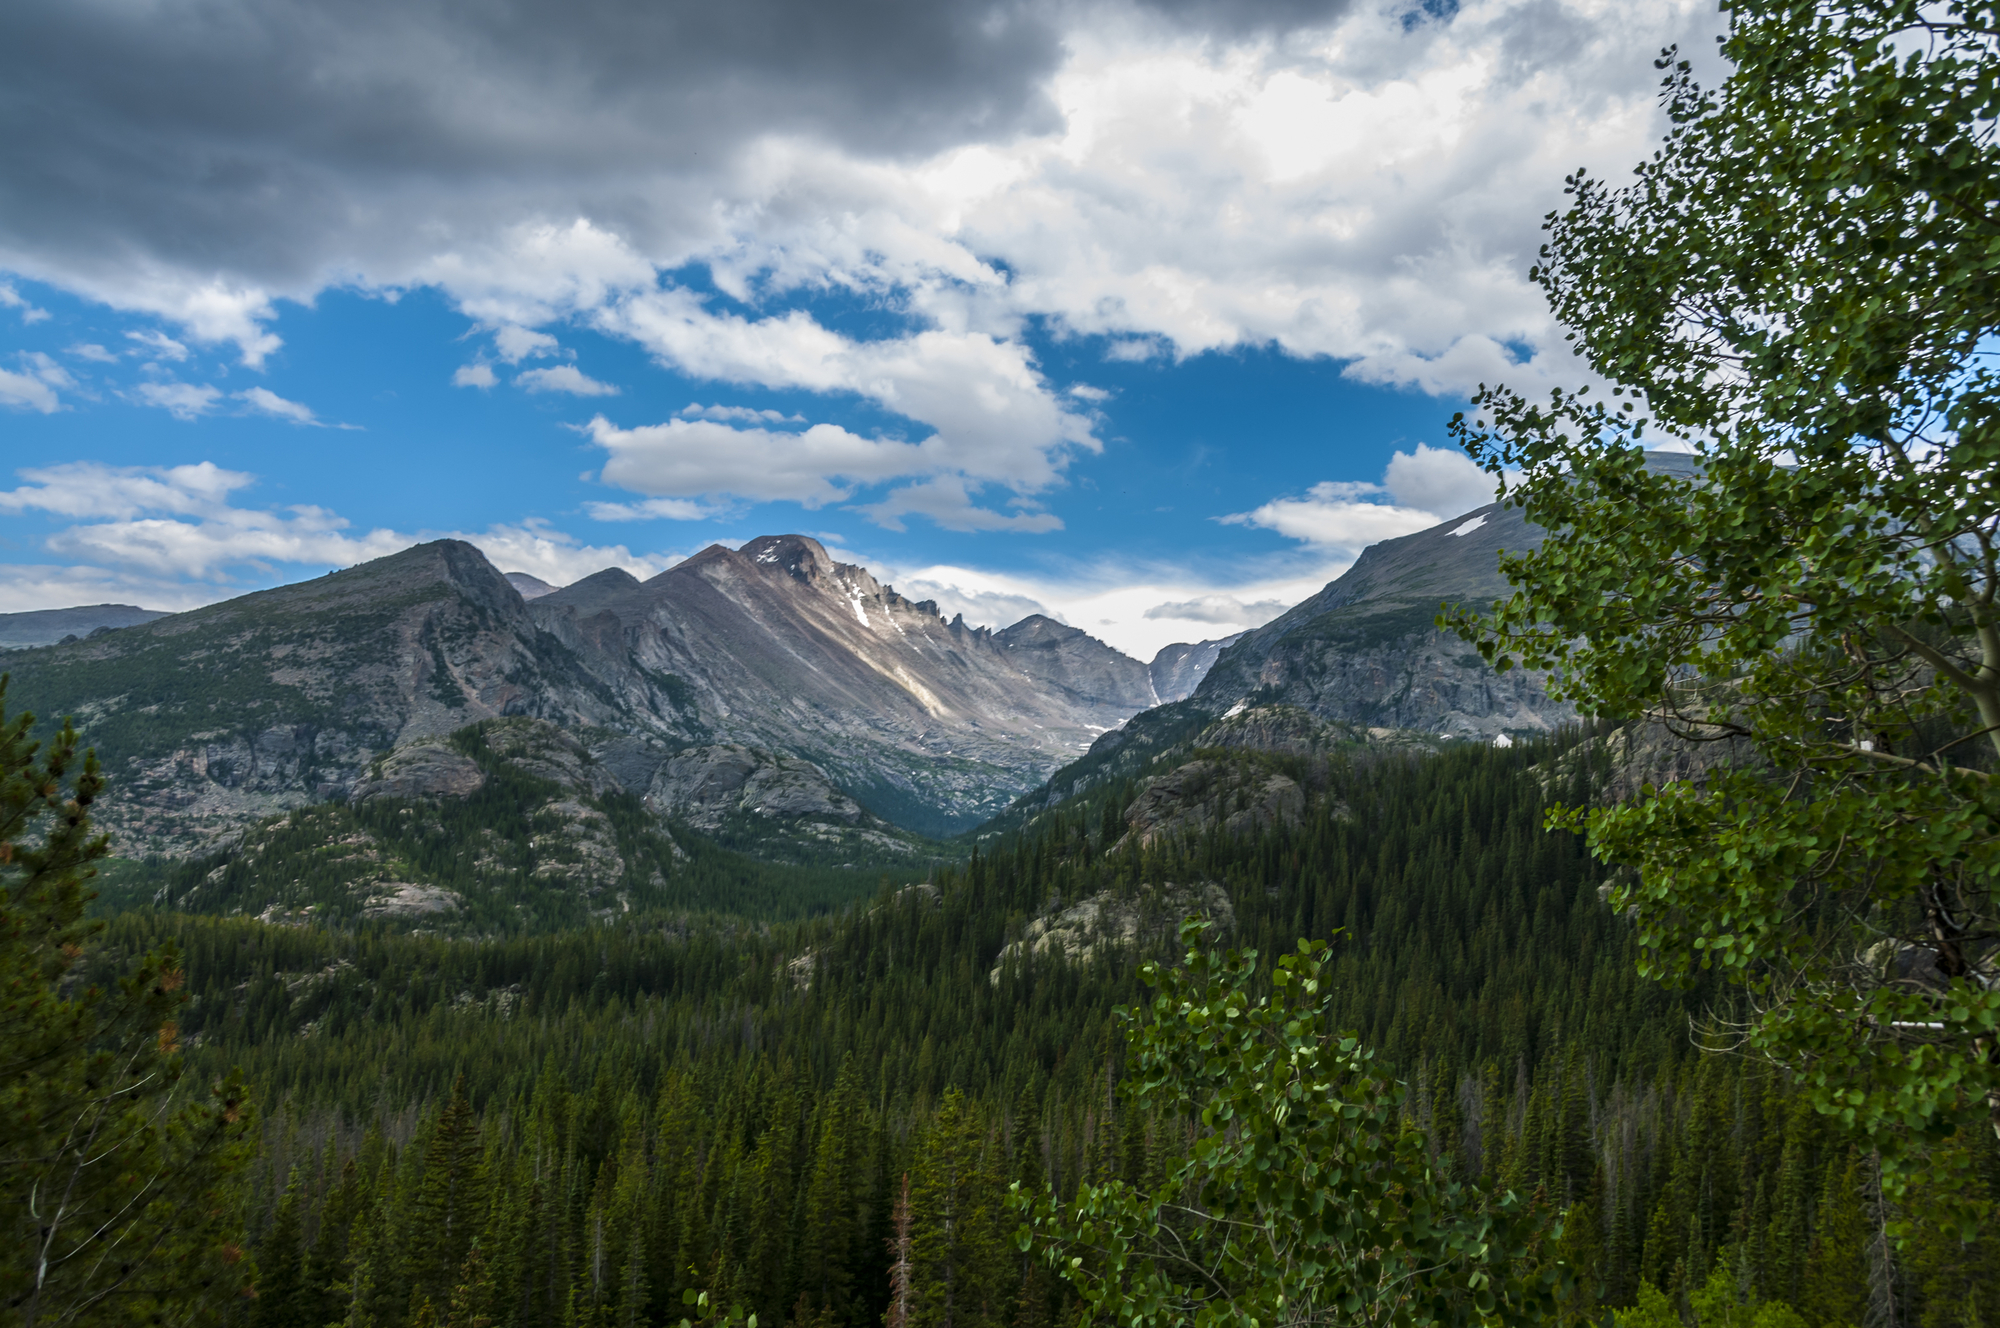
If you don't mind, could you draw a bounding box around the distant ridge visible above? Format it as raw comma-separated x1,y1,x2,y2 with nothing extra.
504,571,560,600
0,603,170,649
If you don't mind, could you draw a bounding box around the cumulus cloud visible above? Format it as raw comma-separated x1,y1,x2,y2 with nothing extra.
0,0,1720,506
597,292,1098,489
462,520,678,584
679,402,805,425
855,477,1064,533
876,554,1343,659
585,415,927,509
0,352,74,413
1226,443,1518,551
517,364,620,396
68,343,118,363
493,325,559,363
584,497,717,521
1381,441,1514,518
0,457,680,604
0,461,256,519
46,506,410,579
453,362,499,389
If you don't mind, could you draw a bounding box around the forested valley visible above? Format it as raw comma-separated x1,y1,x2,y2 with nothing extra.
87,732,2000,1328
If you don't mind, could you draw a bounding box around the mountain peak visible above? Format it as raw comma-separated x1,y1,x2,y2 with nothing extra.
541,566,643,614
737,534,836,584
995,614,1083,647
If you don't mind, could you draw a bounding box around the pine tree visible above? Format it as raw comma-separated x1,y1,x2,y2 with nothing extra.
256,1174,310,1328
0,688,257,1328
909,1091,998,1328
1803,1154,1869,1328
407,1077,488,1316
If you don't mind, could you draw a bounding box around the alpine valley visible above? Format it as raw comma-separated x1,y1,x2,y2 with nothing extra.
10,466,1981,1328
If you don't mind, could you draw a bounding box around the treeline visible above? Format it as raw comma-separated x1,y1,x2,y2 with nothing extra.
109,735,1999,1328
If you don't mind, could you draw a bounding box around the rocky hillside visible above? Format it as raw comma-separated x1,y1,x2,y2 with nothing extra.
0,542,651,856
1191,500,1570,741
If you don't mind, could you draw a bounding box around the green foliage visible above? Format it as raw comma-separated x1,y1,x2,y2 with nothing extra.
1447,0,2000,1212
1013,921,1568,1328
0,678,257,1328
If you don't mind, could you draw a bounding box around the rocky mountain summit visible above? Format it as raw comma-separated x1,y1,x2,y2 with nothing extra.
0,534,1188,854
522,534,1158,834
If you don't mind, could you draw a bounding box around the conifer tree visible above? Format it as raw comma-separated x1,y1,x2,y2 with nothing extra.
1,682,257,1328
255,1175,308,1328
909,1091,998,1328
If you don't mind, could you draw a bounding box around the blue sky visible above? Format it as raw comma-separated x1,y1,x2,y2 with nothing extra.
0,0,1721,659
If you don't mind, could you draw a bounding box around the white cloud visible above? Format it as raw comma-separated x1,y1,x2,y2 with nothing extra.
462,520,678,584
679,402,805,425
125,328,190,361
1223,485,1442,551
1143,594,1288,627
597,291,1097,485
0,457,681,602
493,324,559,363
68,343,118,363
862,552,1342,660
1381,442,1515,519
1225,443,1519,551
0,461,254,519
516,364,619,396
453,362,499,389
0,0,1719,504
134,381,222,419
0,353,74,413
46,506,410,579
854,476,1064,533
586,414,928,509
0,283,49,323
237,386,318,424
584,497,717,522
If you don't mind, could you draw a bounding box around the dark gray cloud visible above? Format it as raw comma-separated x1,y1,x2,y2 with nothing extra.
0,0,1068,290
1133,0,1357,37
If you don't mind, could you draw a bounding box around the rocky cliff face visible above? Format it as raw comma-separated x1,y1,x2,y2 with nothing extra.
1148,634,1242,703
988,880,1233,984
1191,502,1572,740
163,717,681,931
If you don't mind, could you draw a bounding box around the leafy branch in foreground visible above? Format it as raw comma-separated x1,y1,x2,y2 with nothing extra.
1011,920,1569,1328
1447,0,2000,1230
0,677,256,1328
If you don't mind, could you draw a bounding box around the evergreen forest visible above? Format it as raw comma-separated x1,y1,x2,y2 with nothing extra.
83,732,2000,1328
